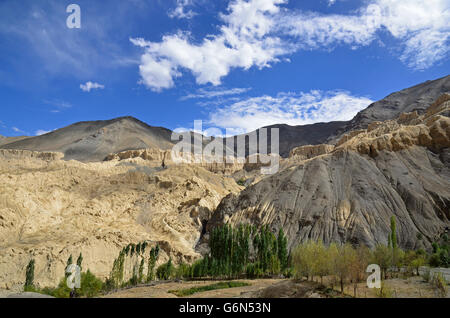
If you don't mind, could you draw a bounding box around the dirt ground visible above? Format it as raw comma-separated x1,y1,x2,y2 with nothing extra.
103,276,447,298
103,279,285,298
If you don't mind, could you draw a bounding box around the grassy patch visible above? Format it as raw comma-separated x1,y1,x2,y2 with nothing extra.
169,281,250,297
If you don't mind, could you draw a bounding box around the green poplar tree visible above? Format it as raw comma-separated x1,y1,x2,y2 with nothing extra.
390,216,397,249
76,253,83,271
24,259,35,290
277,228,288,271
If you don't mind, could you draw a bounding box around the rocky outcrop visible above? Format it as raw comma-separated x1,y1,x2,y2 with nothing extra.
289,144,334,160
207,96,450,251
0,151,241,291
336,75,450,135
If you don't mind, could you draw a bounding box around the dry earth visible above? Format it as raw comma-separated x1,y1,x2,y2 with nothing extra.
102,277,445,298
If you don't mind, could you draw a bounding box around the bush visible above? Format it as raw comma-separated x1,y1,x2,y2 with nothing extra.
246,263,263,279
175,262,191,279
421,268,431,283
79,270,104,297
156,258,174,280
169,281,250,297
431,272,448,298
376,282,393,298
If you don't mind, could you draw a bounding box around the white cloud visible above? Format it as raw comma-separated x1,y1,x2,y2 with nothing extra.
181,87,251,100
207,90,373,134
168,0,197,19
43,99,72,110
281,0,450,70
132,0,449,91
35,129,51,136
12,127,26,134
80,81,105,92
328,0,336,6
131,0,291,91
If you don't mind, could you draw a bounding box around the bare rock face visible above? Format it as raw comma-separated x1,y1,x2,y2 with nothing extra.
0,150,241,291
208,96,450,251
289,144,334,160
336,75,450,135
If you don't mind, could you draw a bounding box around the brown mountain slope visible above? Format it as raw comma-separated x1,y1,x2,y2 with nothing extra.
333,74,450,138
0,117,174,162
207,95,450,250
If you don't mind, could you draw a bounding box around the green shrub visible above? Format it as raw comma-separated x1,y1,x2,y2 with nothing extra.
169,281,250,297
376,282,393,298
156,258,174,280
431,272,448,298
78,270,103,297
421,268,431,282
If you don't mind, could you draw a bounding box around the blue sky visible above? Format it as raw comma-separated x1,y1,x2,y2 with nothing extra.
0,0,449,137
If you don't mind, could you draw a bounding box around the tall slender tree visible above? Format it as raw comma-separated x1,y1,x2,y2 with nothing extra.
390,216,397,249
76,253,83,271
277,228,288,271
24,259,35,290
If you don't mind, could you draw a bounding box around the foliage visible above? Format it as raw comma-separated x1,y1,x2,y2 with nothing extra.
371,244,392,279
156,258,174,280
431,272,448,298
277,228,289,272
429,236,449,268
376,282,393,298
169,281,250,297
390,216,397,249
147,245,160,282
24,259,35,290
76,253,83,271
78,270,104,297
138,258,145,283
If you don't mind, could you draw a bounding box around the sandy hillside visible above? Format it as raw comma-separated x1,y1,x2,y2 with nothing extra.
0,150,242,291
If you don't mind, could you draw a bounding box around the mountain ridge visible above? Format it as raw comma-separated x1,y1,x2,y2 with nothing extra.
1,75,449,161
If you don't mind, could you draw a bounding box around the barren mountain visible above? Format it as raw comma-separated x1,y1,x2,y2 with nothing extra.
334,74,450,137
207,94,450,250
0,136,29,147
0,117,174,162
227,75,450,157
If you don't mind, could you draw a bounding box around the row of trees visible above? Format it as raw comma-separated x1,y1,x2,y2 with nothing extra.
23,217,448,297
105,242,160,290
188,224,288,279
290,217,443,296
291,240,429,296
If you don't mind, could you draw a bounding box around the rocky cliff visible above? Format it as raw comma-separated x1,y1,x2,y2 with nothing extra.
207,95,450,250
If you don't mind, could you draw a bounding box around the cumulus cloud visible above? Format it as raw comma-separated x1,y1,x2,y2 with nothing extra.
168,0,197,19
131,0,291,91
80,81,105,92
131,0,449,91
181,87,251,100
207,90,373,134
